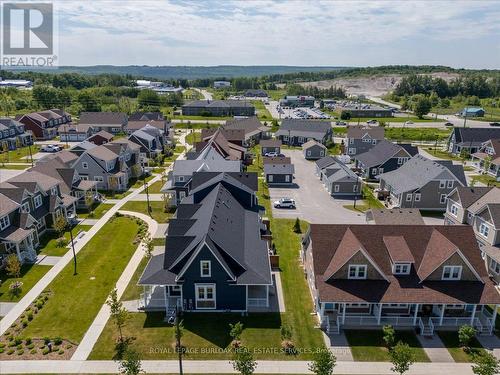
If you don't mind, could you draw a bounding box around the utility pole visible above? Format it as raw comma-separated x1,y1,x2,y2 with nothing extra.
27,142,34,167
68,224,77,275
143,173,151,216
463,108,468,128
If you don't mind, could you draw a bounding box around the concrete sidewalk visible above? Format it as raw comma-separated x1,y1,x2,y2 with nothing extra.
0,359,478,374
0,174,162,336
71,211,158,361
417,334,454,362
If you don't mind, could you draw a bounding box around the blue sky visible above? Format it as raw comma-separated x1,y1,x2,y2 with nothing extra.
54,0,500,68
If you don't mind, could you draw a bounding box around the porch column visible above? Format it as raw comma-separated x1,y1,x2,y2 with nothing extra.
319,303,325,320
413,304,419,325
439,304,445,326
265,285,269,308
377,303,383,325
143,286,147,308
342,303,346,324
163,285,168,314
15,243,22,261
492,305,498,334
470,304,477,326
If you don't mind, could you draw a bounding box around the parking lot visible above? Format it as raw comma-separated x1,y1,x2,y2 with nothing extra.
264,100,331,120
268,150,366,224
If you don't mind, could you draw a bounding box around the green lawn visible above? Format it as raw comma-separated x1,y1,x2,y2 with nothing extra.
1,145,41,163
345,330,429,362
470,174,500,187
422,147,463,161
143,180,166,194
0,164,30,170
77,203,115,219
344,184,384,212
350,116,443,124
38,225,93,257
121,201,173,223
121,256,149,302
185,132,201,145
253,100,273,120
384,127,451,142
437,331,485,362
0,264,51,302
22,216,141,342
130,175,156,188
99,190,132,199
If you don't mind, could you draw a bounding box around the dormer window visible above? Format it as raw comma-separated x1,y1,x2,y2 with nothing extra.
450,204,458,216
51,186,58,196
393,263,411,275
82,162,88,169
348,265,367,279
479,223,490,238
21,201,30,213
442,265,462,280
200,260,211,277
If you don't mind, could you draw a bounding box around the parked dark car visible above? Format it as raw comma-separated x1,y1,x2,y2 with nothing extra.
445,122,454,127
490,122,500,127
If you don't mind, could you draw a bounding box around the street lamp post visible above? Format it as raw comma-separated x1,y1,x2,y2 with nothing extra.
143,173,151,216
68,224,77,275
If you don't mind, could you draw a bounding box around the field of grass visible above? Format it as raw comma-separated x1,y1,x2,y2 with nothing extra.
422,147,463,161
349,116,443,124
121,201,173,223
22,216,141,342
1,145,41,163
437,331,485,362
267,89,287,101
185,131,201,145
470,174,500,187
120,256,149,302
345,330,429,362
253,100,273,120
143,180,166,194
38,225,93,257
77,203,115,219
129,175,156,188
0,164,30,170
384,127,451,142
0,264,51,302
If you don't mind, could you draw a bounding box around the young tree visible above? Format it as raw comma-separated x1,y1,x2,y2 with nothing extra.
458,325,476,351
5,254,21,279
308,349,337,375
84,193,94,213
293,218,302,233
118,349,144,375
383,325,396,349
280,324,295,354
106,288,129,344
229,322,244,347
390,342,414,375
232,347,257,375
142,232,154,258
53,215,68,247
472,351,500,375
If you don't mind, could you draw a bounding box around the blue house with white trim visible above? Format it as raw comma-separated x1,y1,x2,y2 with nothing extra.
138,172,273,315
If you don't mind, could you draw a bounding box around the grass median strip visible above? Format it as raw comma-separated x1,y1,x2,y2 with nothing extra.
121,201,173,223
22,216,141,343
0,264,51,302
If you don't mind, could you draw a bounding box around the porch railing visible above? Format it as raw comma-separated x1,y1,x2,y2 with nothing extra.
138,292,165,309
247,298,267,307
430,317,479,327
341,315,417,327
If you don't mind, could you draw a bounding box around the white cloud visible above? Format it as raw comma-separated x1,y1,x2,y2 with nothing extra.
54,0,500,68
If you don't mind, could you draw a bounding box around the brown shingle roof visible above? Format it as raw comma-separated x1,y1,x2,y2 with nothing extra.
367,208,425,225
309,224,499,304
383,236,415,263
263,156,291,165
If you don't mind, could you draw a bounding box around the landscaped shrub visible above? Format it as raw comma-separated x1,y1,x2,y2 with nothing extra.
30,349,37,354
27,312,33,321
43,337,51,345
66,344,72,349
17,349,24,355
10,323,17,328
458,325,476,351
26,343,35,350
0,348,4,354
54,337,63,345
0,342,5,348
8,341,16,347
25,337,32,345
280,324,296,355
58,349,64,355
7,349,15,355
383,325,396,348
36,301,43,309
42,348,50,355
16,344,22,350
14,337,22,346
43,295,49,301
21,319,28,327
7,335,14,342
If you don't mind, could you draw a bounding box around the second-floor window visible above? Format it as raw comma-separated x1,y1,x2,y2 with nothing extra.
21,201,30,213
82,162,88,169
439,180,446,189
393,263,411,275
200,260,211,277
348,264,367,279
442,265,462,280
447,180,454,188
490,259,500,275
440,194,447,204
34,195,43,208
479,223,490,237
0,215,10,230
51,186,58,196
450,204,458,216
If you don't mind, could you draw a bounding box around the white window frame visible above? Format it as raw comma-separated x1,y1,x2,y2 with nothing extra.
200,260,211,277
268,174,273,183
490,259,500,275
348,148,356,155
440,194,447,204
349,138,354,144
82,162,88,169
195,284,216,310
179,191,186,200
414,193,421,202
348,264,367,280
178,176,185,182
447,180,454,188
0,215,10,230
406,194,412,202
21,201,30,213
34,195,43,208
94,176,104,182
479,222,490,238
80,176,89,181
450,204,458,217
307,150,311,156
439,180,446,189
372,139,377,144
442,265,462,280
50,186,58,195
393,263,411,275
334,184,340,192
285,175,290,183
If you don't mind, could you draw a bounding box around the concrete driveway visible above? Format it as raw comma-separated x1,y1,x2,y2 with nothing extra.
268,150,366,224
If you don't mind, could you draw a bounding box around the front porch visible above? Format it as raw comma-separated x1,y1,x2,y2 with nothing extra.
319,302,498,336
0,228,38,266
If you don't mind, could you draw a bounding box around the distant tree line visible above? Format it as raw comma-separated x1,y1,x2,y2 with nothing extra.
285,84,347,99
